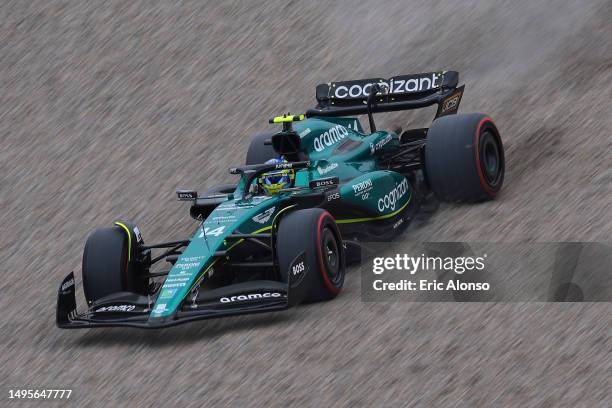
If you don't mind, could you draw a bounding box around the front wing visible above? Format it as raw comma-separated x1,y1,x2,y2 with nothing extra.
56,272,290,329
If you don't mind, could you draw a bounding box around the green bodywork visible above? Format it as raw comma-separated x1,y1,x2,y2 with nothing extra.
149,116,412,320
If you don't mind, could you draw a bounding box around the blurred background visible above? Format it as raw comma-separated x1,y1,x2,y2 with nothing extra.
0,1,610,406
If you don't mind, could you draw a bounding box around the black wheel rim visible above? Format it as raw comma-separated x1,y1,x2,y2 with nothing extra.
479,130,503,188
320,228,341,285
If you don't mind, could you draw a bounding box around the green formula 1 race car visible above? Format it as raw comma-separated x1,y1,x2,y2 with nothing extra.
57,71,504,328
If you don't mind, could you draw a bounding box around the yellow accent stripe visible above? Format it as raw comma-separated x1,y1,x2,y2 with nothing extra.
114,222,132,261
335,192,412,224
271,204,297,226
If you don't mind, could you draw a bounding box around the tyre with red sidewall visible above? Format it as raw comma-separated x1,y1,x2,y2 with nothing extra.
277,209,345,303
425,113,504,202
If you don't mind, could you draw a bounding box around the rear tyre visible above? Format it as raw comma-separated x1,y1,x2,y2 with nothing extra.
246,132,278,165
425,113,504,202
277,209,345,303
82,227,141,304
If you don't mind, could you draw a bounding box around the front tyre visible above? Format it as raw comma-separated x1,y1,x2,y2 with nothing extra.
277,209,345,303
82,226,144,304
425,113,504,202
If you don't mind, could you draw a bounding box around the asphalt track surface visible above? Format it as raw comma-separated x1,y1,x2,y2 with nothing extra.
1,1,610,407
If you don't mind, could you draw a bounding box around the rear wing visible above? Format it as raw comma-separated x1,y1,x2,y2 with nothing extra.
306,71,463,119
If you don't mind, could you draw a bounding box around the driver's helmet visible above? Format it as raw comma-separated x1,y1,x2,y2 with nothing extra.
259,158,294,195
